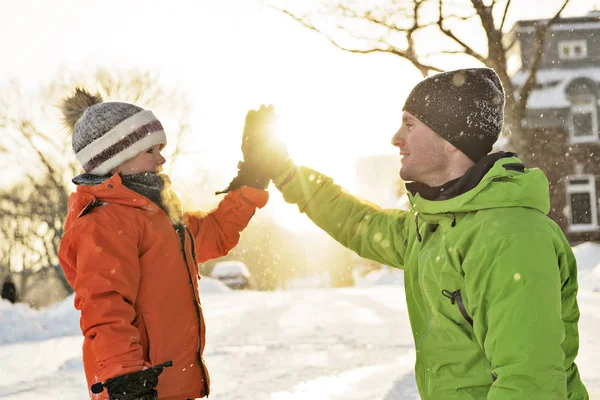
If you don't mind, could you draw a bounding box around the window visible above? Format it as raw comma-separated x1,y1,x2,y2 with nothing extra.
565,175,598,232
568,96,598,143
558,40,588,60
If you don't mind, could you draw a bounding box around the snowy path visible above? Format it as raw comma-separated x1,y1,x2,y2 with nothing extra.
204,287,418,400
0,285,599,399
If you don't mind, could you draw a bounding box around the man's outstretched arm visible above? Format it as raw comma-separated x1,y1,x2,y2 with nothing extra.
274,165,410,269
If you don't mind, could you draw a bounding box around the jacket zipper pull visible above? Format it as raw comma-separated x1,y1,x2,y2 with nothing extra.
442,289,458,304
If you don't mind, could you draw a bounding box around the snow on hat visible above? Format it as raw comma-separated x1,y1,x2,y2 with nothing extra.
61,88,167,175
402,68,505,162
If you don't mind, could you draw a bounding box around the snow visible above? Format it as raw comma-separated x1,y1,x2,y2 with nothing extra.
522,80,572,109
210,261,251,278
573,241,600,271
571,241,600,295
511,67,600,87
199,276,232,294
354,267,404,287
511,67,600,109
1,260,599,399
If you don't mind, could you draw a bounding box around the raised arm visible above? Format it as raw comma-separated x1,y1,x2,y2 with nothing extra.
275,165,410,269
185,187,268,263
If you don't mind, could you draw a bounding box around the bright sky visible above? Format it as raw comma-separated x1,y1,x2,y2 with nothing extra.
0,0,597,231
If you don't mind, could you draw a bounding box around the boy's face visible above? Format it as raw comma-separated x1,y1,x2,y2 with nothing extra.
391,111,451,186
111,144,166,175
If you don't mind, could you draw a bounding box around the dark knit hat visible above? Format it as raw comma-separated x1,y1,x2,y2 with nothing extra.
61,88,167,175
402,68,505,162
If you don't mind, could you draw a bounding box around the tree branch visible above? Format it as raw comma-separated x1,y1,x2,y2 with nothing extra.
276,7,443,73
19,121,68,206
437,0,487,63
516,0,571,118
499,0,512,31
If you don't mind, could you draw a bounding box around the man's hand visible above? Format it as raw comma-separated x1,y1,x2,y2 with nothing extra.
90,361,172,400
217,105,291,194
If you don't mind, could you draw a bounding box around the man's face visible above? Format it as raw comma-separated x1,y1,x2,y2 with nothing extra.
112,144,166,175
391,111,450,186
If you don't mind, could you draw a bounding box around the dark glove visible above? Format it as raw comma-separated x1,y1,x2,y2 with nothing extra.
90,361,173,400
217,105,291,194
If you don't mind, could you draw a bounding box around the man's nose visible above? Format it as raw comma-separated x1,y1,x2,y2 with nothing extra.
391,129,405,147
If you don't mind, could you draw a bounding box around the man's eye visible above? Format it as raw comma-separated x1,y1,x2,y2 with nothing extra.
146,149,154,154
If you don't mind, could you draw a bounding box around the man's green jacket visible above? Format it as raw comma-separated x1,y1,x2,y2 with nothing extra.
275,156,588,399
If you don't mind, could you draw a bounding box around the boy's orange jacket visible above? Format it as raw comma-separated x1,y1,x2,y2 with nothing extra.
58,174,268,399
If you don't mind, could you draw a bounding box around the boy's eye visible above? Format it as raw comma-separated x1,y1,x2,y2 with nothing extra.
146,149,154,154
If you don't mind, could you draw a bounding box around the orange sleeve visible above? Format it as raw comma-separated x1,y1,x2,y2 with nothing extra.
185,186,268,263
60,214,149,382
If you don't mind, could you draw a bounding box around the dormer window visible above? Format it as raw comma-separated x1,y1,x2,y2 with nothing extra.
558,40,588,60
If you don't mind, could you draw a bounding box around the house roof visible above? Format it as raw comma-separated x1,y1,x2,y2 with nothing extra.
513,12,600,32
511,67,600,110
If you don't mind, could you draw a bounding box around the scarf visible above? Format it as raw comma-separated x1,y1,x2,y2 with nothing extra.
72,172,184,224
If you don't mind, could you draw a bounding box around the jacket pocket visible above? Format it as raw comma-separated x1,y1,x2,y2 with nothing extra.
442,289,473,326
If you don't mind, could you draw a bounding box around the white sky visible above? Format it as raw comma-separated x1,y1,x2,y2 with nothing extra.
0,0,597,230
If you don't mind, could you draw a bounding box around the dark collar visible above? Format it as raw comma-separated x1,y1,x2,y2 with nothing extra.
406,152,516,201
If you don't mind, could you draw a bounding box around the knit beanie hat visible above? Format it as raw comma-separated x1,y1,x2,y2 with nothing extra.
61,88,167,175
402,68,505,162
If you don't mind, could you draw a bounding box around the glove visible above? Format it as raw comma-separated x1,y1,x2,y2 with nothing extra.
217,105,291,194
90,361,173,400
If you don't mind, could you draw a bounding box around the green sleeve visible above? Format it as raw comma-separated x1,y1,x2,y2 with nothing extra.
464,233,568,399
274,165,409,269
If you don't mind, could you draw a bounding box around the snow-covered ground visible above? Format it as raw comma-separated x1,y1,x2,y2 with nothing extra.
1,247,600,399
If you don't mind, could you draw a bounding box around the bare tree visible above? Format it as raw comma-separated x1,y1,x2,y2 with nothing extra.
274,0,571,146
0,68,192,301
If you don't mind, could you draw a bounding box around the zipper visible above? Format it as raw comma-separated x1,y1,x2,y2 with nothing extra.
175,225,209,396
416,236,443,393
442,289,498,382
185,228,198,265
441,289,473,326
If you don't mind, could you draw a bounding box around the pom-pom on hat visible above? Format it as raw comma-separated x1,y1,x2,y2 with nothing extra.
61,88,167,175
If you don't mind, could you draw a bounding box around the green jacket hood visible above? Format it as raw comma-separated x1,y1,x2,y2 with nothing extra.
409,157,550,217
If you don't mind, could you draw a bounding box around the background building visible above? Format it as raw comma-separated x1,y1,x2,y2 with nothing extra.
510,10,600,243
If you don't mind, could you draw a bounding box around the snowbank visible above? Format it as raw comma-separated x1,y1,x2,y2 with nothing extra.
572,242,600,271
578,263,600,293
286,273,330,290
0,294,79,345
0,278,230,346
199,276,232,293
572,242,600,293
355,267,404,287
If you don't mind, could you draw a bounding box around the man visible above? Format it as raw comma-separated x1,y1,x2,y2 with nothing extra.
246,68,589,399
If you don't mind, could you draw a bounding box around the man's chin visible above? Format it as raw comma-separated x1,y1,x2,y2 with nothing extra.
399,169,411,182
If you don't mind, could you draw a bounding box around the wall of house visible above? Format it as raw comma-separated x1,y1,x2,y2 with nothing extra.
519,126,600,244
517,25,600,70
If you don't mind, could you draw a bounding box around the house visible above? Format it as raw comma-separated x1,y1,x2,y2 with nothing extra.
510,10,600,244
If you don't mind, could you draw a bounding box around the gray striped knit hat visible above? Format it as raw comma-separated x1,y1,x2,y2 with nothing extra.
61,88,167,175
